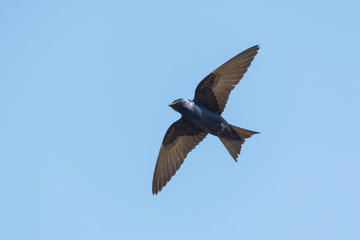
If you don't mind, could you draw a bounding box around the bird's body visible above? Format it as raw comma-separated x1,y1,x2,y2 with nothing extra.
152,45,260,194
171,98,232,137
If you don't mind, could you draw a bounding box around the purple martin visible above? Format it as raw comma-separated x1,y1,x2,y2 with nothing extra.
153,45,260,194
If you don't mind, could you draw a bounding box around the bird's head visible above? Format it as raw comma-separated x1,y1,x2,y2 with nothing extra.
169,98,190,113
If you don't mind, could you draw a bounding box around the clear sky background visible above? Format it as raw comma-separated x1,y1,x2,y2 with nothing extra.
1,1,359,239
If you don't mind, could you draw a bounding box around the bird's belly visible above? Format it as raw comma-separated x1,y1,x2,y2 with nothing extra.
184,108,229,136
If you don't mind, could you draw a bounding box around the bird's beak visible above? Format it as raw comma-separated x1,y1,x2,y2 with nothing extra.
168,103,174,107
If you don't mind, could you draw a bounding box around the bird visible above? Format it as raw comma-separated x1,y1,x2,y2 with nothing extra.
152,45,260,194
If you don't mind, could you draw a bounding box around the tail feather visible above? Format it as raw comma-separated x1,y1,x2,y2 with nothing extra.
219,125,259,161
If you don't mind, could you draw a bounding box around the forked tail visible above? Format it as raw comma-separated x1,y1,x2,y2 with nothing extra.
219,124,259,161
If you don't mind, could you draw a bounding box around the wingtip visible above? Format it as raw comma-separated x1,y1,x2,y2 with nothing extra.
152,182,164,195
249,45,260,52
241,45,260,57
152,186,159,195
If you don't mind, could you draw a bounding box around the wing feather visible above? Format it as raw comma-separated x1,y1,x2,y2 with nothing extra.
194,45,259,114
152,118,207,194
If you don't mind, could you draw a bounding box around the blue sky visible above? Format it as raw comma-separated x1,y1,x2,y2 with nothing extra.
1,1,359,239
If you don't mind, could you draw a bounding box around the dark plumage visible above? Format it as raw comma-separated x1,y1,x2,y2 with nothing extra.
153,45,260,194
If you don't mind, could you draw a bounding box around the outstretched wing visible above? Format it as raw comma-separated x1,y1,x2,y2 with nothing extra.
152,118,207,194
194,45,259,114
